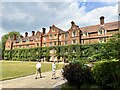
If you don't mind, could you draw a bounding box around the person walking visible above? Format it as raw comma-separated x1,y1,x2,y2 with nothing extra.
35,60,42,79
52,61,56,79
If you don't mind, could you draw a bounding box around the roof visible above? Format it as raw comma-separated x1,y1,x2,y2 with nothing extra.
47,24,65,34
80,21,119,33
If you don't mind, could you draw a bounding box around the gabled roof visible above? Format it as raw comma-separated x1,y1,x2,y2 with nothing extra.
80,21,119,33
47,24,65,34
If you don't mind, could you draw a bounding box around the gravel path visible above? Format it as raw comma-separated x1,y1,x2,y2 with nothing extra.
1,70,66,89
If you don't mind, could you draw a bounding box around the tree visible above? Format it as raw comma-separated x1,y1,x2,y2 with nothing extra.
1,31,20,59
102,33,120,61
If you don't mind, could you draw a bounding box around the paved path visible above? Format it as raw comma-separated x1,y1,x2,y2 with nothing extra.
1,70,66,89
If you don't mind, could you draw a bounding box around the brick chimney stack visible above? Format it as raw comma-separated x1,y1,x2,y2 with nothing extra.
32,31,35,36
71,21,75,26
42,27,46,34
20,35,23,38
13,34,17,40
50,26,52,29
100,16,105,25
25,32,28,37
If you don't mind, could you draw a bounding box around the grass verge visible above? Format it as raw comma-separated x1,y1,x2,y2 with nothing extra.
1,61,63,81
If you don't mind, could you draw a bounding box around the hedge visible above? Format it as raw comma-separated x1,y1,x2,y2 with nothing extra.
92,60,120,88
3,43,112,61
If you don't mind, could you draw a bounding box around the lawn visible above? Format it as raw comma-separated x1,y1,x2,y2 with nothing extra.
0,61,64,81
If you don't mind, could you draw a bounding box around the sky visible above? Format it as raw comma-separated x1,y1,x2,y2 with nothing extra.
0,0,119,41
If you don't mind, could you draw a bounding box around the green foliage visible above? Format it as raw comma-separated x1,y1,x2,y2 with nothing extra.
3,33,120,62
62,61,92,89
92,60,120,88
2,31,20,59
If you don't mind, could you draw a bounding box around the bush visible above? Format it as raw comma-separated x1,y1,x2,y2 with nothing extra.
92,60,120,88
62,61,92,89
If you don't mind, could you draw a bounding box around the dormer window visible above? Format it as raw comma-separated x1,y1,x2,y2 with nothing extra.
98,30,102,35
83,32,88,36
72,31,76,37
98,29,106,35
52,29,55,32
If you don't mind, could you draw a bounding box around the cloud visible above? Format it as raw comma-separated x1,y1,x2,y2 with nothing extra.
56,2,118,30
0,28,7,41
1,1,118,37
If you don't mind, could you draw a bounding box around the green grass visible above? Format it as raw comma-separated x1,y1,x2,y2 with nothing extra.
1,61,64,81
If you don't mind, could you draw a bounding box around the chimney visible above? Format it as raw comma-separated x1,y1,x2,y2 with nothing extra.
20,35,23,38
71,21,75,26
32,31,35,36
100,16,105,25
50,26,52,29
25,32,28,37
13,34,17,40
42,27,46,34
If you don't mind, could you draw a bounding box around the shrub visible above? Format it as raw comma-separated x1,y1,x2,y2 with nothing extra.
92,60,120,88
62,61,92,89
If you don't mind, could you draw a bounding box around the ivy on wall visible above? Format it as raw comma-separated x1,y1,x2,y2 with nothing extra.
3,43,107,61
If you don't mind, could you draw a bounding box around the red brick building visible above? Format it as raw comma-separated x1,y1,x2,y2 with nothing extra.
5,16,120,61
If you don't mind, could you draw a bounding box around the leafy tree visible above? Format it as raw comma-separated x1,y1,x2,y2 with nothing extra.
1,31,20,59
102,34,120,61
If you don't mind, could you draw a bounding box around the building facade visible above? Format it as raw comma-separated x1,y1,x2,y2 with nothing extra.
5,16,120,61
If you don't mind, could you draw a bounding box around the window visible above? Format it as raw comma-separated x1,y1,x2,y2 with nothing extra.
36,43,39,46
26,45,29,48
64,33,68,38
49,34,52,39
54,42,56,46
52,29,55,32
104,38,107,42
64,41,68,45
99,38,103,43
44,43,46,47
54,34,57,38
83,32,88,36
50,42,52,46
98,30,102,35
98,29,107,35
59,35,61,40
19,45,22,48
43,36,46,40
82,40,84,44
104,30,107,34
72,31,76,37
58,41,61,45
72,40,77,44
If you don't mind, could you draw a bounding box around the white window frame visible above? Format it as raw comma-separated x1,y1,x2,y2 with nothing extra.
50,42,52,46
49,34,52,39
72,39,77,44
72,31,76,37
64,33,68,38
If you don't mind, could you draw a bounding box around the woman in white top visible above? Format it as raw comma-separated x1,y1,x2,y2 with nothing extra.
35,60,42,79
52,61,56,79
